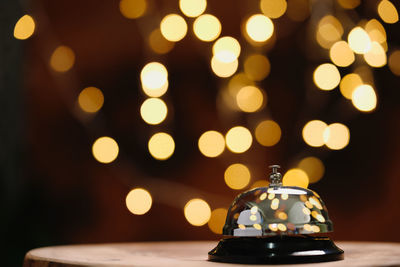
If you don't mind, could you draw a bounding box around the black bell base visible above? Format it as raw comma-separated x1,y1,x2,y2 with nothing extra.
208,235,344,264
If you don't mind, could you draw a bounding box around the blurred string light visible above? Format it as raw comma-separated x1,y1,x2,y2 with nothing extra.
329,41,355,67
377,0,399,24
211,56,238,78
198,130,225,157
351,85,377,112
140,62,168,97
125,188,152,215
50,46,75,72
179,0,207,18
148,132,175,160
160,14,188,42
208,208,228,234
148,29,174,54
388,50,400,76
298,157,325,183
316,15,343,49
282,168,309,188
78,87,104,113
363,42,386,68
92,136,119,164
140,98,168,125
348,27,371,54
213,36,241,63
193,14,221,42
255,120,281,147
244,54,271,81
236,85,264,112
119,0,147,19
365,19,387,45
313,63,340,90
323,123,350,150
225,126,253,153
337,0,360,9
260,0,287,19
302,120,327,147
245,14,274,43
340,73,363,99
184,198,211,226
224,163,251,190
14,15,35,40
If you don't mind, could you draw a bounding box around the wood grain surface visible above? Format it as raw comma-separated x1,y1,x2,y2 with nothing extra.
24,241,400,267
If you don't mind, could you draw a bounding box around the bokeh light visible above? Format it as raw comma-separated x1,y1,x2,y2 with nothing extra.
236,86,264,113
255,120,281,147
78,87,104,113
377,0,399,24
329,41,355,67
179,0,207,17
225,126,253,153
119,0,147,19
245,14,274,43
140,98,168,125
298,157,325,183
260,0,287,19
365,19,387,44
316,15,343,49
140,62,168,96
149,29,174,54
340,73,363,99
50,46,75,72
208,208,228,234
348,27,372,54
92,136,119,164
213,36,241,63
125,188,152,215
282,168,309,188
323,123,350,150
198,130,225,157
388,50,400,76
184,198,211,226
244,54,271,81
363,42,387,68
313,63,340,90
337,0,360,9
211,56,238,78
351,84,377,112
14,15,35,40
224,163,251,190
302,120,328,147
160,14,188,42
193,14,221,42
148,132,175,160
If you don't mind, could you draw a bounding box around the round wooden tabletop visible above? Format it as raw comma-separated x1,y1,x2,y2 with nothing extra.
24,241,400,267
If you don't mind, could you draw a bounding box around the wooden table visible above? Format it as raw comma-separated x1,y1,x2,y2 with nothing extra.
24,241,400,266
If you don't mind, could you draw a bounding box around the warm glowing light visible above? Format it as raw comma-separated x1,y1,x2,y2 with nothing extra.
50,46,75,72
363,42,386,68
229,73,254,94
337,0,360,9
245,14,274,42
316,16,343,48
348,27,372,54
193,14,221,42
323,123,350,150
92,137,119,164
184,198,211,226
282,168,309,188
298,157,325,183
260,0,287,19
269,224,278,231
329,41,355,67
378,0,399,24
286,0,310,22
351,85,377,112
313,63,340,90
126,188,152,215
224,163,251,190
271,198,280,210
14,15,35,40
140,98,168,125
340,73,363,99
278,223,287,231
208,208,228,234
244,54,271,81
255,120,281,147
211,56,238,78
388,50,400,76
309,196,323,209
268,193,275,200
198,131,225,157
225,126,253,153
236,86,264,113
365,19,387,44
179,0,207,17
277,211,288,220
302,120,328,147
213,36,241,63
148,132,175,160
140,62,168,95
160,14,188,42
119,0,147,19
149,29,174,54
78,87,104,113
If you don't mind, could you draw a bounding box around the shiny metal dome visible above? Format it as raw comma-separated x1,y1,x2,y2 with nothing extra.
223,165,333,237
